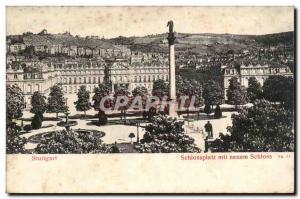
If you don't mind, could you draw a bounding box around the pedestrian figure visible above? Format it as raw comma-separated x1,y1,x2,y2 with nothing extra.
204,121,213,138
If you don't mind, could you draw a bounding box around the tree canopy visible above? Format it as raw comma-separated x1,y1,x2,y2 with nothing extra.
152,79,169,99
226,77,247,105
247,77,263,102
7,85,25,121
47,85,68,116
176,76,203,109
224,99,294,152
30,91,47,116
93,83,112,111
263,75,294,109
202,80,224,106
135,114,200,153
6,123,27,154
74,85,91,115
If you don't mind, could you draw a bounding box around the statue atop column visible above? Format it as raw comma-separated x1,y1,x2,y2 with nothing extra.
167,20,174,33
167,20,176,45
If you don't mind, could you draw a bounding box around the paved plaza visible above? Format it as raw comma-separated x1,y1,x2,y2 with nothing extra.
20,94,236,152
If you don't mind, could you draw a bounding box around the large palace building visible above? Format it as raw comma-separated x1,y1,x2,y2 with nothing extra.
6,54,170,108
222,60,293,99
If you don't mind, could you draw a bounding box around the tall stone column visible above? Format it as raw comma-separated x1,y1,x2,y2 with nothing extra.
167,20,177,117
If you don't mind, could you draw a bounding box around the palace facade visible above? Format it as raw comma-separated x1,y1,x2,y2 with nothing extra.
222,60,293,99
6,56,169,108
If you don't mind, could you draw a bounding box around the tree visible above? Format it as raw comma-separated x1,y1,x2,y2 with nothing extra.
226,77,247,106
114,86,130,122
30,91,47,118
129,133,136,144
132,86,148,97
47,85,68,118
263,75,294,109
210,133,232,152
31,114,42,129
152,79,169,99
214,105,222,119
247,77,263,102
176,76,203,116
135,114,200,153
20,45,35,58
74,86,91,117
222,100,294,152
7,85,25,122
93,83,113,116
35,129,109,154
98,110,108,125
132,86,148,110
6,123,27,154
202,80,224,110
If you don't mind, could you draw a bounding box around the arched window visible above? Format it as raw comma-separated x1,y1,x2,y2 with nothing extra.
79,77,81,84
69,77,72,84
89,77,91,83
84,77,86,83
139,76,142,82
93,77,96,83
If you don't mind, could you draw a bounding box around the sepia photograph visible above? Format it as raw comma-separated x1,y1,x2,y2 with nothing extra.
5,6,295,193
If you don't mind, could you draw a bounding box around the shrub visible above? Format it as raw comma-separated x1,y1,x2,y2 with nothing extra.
31,114,42,129
98,110,108,125
204,104,212,115
110,145,121,153
214,105,222,118
23,124,32,132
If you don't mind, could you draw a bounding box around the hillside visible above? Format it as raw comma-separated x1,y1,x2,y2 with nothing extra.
7,31,294,55
109,31,294,55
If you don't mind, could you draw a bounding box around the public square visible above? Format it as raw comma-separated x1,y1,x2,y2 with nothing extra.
20,94,237,152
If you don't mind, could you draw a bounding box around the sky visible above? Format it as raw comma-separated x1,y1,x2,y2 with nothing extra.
6,6,294,38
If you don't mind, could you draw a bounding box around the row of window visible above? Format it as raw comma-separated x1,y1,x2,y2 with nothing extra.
61,76,103,84
226,67,290,75
64,85,97,93
133,75,168,83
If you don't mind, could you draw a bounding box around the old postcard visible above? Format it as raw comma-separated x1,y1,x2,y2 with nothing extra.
6,6,295,193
